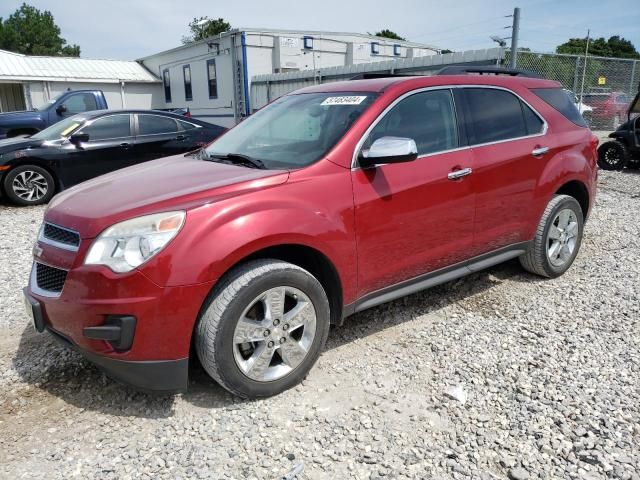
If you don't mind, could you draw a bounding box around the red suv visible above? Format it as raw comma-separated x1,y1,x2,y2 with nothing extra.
24,72,598,398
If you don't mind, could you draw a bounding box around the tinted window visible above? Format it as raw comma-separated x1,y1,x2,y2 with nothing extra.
522,103,544,135
138,115,178,135
177,119,198,130
532,88,587,127
183,65,192,101
207,60,218,98
79,115,131,141
65,93,98,114
465,88,529,144
366,89,459,155
163,69,171,103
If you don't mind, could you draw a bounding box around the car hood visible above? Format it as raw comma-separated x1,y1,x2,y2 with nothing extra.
45,154,289,238
0,110,43,126
0,136,43,155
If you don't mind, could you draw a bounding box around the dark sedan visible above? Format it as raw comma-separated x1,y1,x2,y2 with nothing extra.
0,110,226,206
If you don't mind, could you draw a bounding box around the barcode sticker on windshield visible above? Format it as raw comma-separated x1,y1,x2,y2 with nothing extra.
321,96,367,106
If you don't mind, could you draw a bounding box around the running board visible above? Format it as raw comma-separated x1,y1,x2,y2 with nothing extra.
342,243,529,319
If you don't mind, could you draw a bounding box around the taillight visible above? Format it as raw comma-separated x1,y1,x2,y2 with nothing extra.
589,134,599,150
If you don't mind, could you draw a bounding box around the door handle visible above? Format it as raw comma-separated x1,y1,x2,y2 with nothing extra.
532,146,549,157
120,143,130,149
447,167,473,180
175,135,186,141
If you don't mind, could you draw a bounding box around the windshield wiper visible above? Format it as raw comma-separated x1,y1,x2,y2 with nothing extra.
208,152,267,169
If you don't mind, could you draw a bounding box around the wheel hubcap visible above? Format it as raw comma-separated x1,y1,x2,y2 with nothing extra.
12,171,48,201
232,286,316,382
547,208,579,267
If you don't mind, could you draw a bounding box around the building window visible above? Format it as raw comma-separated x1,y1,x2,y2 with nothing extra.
163,69,171,103
394,44,401,56
183,64,192,101
303,36,314,50
207,59,218,99
371,42,380,55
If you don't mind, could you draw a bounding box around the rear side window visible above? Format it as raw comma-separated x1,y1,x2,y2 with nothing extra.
532,88,587,127
138,115,179,135
464,88,531,144
522,103,544,135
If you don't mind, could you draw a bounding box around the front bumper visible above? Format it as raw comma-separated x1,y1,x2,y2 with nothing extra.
25,259,214,391
47,323,189,392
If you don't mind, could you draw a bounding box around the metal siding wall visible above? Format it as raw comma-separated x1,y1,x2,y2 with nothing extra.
250,48,503,109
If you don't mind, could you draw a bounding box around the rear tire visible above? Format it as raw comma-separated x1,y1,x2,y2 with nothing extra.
520,195,584,278
597,141,629,171
195,259,331,398
3,165,55,206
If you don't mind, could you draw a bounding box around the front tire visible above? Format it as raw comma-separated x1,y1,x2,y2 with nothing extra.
597,141,629,171
195,259,331,398
3,165,55,206
520,195,584,278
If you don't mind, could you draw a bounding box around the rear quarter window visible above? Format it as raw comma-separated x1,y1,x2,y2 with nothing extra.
532,88,587,128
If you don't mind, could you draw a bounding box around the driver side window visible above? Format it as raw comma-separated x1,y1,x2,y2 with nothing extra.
64,93,98,114
365,89,459,156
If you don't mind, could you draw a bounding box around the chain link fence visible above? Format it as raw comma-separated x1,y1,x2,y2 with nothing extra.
507,50,639,131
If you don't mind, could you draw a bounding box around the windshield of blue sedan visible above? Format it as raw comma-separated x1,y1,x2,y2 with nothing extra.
205,92,378,169
30,116,86,141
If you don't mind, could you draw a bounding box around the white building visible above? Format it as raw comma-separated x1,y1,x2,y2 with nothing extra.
140,28,440,127
0,49,160,112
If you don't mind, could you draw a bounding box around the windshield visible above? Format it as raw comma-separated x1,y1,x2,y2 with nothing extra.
34,92,65,111
205,92,378,169
31,115,85,141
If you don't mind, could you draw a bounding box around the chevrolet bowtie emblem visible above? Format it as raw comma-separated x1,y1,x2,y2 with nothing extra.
32,244,43,258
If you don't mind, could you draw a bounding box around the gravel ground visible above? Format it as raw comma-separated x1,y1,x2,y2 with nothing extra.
0,171,639,479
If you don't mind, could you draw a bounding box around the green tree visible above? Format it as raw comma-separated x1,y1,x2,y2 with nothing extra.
374,29,406,41
556,36,639,59
182,17,231,44
0,3,80,56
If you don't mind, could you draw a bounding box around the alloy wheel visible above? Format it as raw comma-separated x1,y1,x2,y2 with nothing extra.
12,170,49,202
232,286,317,382
546,208,579,267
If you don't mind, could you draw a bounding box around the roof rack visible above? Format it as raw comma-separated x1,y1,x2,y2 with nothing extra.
436,66,543,78
349,73,414,80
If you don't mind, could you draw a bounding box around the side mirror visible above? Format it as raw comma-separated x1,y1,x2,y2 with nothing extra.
56,104,67,115
69,133,89,146
359,136,418,169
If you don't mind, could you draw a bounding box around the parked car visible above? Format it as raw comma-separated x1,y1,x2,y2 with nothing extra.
582,90,631,129
0,110,226,206
0,89,108,139
24,72,598,398
563,88,592,115
597,91,640,170
168,107,192,118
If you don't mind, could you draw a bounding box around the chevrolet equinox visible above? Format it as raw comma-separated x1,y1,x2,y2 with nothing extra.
24,72,598,398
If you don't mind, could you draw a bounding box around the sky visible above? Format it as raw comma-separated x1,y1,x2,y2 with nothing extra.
1,0,639,60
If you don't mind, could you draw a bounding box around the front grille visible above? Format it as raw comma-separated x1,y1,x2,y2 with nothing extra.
43,223,80,248
36,262,68,293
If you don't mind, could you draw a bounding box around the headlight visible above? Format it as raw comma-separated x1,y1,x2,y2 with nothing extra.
85,211,185,273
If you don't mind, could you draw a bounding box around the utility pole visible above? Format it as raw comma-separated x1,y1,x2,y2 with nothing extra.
509,7,520,68
579,29,590,106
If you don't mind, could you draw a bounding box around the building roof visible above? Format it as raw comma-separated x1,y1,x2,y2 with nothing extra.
0,49,159,83
137,27,441,61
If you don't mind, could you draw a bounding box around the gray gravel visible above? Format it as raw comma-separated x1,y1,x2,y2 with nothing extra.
1,171,639,479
